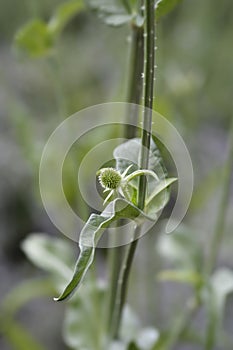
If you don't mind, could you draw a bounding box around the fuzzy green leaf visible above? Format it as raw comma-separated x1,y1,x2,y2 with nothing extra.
14,20,53,58
21,234,74,290
114,138,165,178
54,198,151,301
55,137,175,301
155,0,183,20
48,0,84,35
114,138,176,211
54,178,174,301
145,178,177,215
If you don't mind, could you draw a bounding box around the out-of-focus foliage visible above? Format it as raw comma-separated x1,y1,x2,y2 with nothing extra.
14,0,85,57
21,233,159,350
1,0,233,349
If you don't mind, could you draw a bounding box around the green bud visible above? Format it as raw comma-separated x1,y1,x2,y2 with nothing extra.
97,168,122,190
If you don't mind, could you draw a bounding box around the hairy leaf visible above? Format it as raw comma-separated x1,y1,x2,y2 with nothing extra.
155,0,183,20
114,138,172,208
54,198,151,301
55,136,176,301
21,234,74,290
145,178,177,215
114,138,165,177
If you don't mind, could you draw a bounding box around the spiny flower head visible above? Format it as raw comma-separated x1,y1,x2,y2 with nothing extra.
98,168,122,190
97,165,158,205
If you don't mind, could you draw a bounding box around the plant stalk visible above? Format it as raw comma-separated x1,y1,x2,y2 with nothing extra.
125,22,144,139
107,15,145,337
111,0,156,338
205,117,233,275
204,117,233,350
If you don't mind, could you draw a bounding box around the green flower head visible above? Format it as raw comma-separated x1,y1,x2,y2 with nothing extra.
97,168,122,190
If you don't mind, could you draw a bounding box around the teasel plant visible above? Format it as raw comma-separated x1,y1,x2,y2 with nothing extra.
11,1,201,349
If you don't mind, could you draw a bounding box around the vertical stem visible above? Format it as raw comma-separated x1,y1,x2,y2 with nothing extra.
204,117,233,350
205,117,233,275
125,22,144,139
108,3,145,337
138,0,155,209
111,0,156,338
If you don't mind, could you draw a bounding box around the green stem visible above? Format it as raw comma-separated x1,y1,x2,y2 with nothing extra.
111,0,156,339
107,239,124,331
204,117,233,350
205,117,233,275
107,4,145,338
125,22,144,139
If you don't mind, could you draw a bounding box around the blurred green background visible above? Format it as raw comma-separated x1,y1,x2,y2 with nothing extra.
0,0,233,349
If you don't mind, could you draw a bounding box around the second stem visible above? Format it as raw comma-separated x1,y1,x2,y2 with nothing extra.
112,0,156,338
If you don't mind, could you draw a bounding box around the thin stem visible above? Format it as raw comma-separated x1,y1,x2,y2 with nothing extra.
107,240,124,332
107,3,145,337
110,225,141,338
205,117,233,275
204,117,233,350
111,0,156,339
125,22,144,139
138,0,155,208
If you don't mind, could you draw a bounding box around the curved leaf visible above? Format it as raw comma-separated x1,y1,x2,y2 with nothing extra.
145,177,177,216
155,0,183,21
54,198,151,301
114,138,165,178
114,138,176,212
